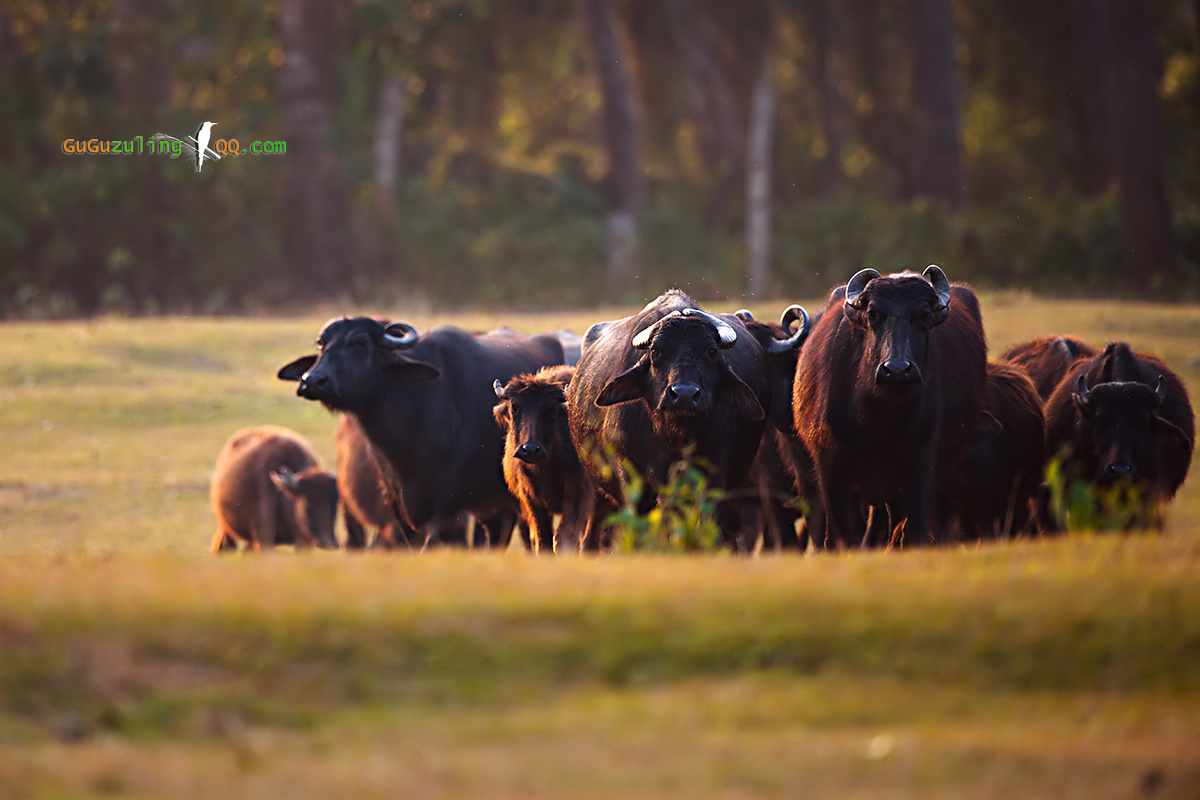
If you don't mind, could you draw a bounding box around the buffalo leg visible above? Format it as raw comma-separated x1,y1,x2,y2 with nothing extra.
343,510,367,549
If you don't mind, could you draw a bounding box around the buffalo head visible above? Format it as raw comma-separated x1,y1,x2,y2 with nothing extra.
1072,375,1192,488
277,317,442,412
842,265,952,386
595,309,764,421
494,367,572,465
269,466,340,549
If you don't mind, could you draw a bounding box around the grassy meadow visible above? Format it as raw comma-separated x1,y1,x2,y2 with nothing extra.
1,292,1199,798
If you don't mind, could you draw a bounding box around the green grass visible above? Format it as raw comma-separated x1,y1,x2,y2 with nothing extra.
1,294,1199,798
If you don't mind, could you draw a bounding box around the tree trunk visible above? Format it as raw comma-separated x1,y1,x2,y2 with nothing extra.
279,0,351,299
1103,0,1175,291
1069,0,1115,194
908,0,964,206
373,73,406,222
745,56,776,300
581,0,644,289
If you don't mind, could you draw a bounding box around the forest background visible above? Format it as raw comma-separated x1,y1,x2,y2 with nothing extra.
2,0,1198,316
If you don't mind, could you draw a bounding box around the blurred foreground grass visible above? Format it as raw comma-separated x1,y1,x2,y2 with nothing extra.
1,293,1199,798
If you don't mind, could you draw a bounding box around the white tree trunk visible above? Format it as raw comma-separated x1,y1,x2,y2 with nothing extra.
373,73,406,221
744,58,776,300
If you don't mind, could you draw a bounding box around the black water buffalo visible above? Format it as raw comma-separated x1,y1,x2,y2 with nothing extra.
734,305,812,550
210,425,339,552
1001,335,1098,401
493,365,591,554
278,318,563,547
568,290,773,548
793,266,988,548
1044,341,1194,524
936,361,1047,541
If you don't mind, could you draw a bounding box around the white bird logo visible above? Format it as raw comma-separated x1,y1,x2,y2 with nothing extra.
194,121,216,172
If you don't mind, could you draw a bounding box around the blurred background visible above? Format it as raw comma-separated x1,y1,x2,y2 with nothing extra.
1,0,1198,316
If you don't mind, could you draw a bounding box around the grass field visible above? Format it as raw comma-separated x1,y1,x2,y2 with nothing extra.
2,292,1199,798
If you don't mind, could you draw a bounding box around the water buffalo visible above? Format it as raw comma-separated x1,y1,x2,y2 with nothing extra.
210,425,338,552
936,361,1047,541
568,290,773,548
1044,341,1194,525
493,365,591,554
793,266,988,548
278,318,563,548
1001,335,1098,401
734,305,812,551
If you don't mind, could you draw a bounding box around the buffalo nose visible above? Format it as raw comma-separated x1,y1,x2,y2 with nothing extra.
876,359,919,384
668,384,703,407
298,371,330,398
515,443,547,463
1105,462,1136,481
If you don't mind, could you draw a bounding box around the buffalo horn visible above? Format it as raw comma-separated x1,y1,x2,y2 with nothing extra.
381,321,419,350
632,308,738,350
923,265,951,311
494,379,508,400
1076,374,1092,407
1154,375,1167,408
844,269,880,309
734,309,754,322
767,304,811,355
273,466,300,490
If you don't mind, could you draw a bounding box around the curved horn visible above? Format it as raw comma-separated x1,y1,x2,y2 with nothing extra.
631,310,682,349
1154,375,1167,408
844,269,880,309
272,466,300,491
734,309,754,322
493,379,508,400
767,304,811,355
923,265,951,310
679,307,738,348
381,321,419,350
1075,374,1092,407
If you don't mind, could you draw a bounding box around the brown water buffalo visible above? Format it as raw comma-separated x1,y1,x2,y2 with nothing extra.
278,318,563,548
493,365,591,553
936,361,1047,541
1000,335,1098,401
1044,341,1194,525
210,425,338,552
793,266,988,549
568,290,773,549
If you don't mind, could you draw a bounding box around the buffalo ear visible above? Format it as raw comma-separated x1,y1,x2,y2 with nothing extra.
596,359,650,406
278,355,317,381
492,402,510,430
842,301,869,330
721,364,766,421
388,353,443,382
1153,415,1193,454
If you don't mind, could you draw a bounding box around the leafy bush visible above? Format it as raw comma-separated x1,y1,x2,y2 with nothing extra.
605,453,726,554
1044,456,1164,531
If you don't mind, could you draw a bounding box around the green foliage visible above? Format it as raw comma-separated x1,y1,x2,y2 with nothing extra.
1044,456,1164,532
605,454,726,553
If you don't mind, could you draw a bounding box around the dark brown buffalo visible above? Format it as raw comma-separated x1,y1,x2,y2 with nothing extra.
936,361,1047,541
793,266,988,549
210,425,338,552
734,305,812,550
1000,335,1098,401
334,414,410,548
1044,341,1194,524
568,291,773,548
493,365,591,553
278,318,563,548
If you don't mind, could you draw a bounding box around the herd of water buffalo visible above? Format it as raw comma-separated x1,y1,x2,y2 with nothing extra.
209,267,1196,553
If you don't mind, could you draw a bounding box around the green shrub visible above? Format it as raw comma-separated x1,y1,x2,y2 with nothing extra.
605,453,726,553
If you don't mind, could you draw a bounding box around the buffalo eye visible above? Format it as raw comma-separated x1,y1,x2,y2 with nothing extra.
867,307,878,323
349,333,370,350
919,308,932,324
706,347,718,360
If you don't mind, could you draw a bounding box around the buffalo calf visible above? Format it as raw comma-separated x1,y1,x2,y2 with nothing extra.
210,425,338,552
493,365,591,553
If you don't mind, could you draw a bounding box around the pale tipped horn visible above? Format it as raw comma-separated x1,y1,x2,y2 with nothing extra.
734,309,754,322
844,269,880,309
767,304,811,355
923,265,951,311
381,322,419,350
494,379,508,400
